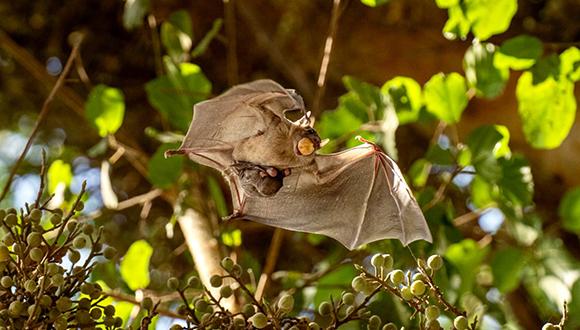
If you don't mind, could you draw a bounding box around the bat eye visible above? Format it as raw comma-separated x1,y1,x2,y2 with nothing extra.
297,137,315,156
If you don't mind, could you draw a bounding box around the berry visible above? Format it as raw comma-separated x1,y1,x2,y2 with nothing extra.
141,297,153,311
383,323,397,330
400,286,413,301
167,277,179,290
410,280,426,296
187,276,200,288
209,274,223,287
75,201,85,212
4,214,17,227
318,301,332,316
104,305,116,317
8,301,24,317
50,214,62,225
342,292,355,305
24,279,37,292
1,276,13,288
454,315,468,330
103,246,117,260
66,220,78,231
382,254,394,270
68,249,81,263
56,297,72,312
220,257,235,271
82,223,95,235
220,285,233,298
425,305,440,320
368,315,382,329
73,236,87,249
352,275,366,292
249,312,268,329
309,322,321,330
0,245,10,262
30,208,42,222
427,255,443,270
390,270,405,286
30,247,44,262
90,307,103,320
195,299,209,312
371,254,385,268
277,294,294,312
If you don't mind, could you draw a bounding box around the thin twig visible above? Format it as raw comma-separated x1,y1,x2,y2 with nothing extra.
34,150,47,209
116,189,163,210
0,34,84,203
312,0,343,114
103,290,185,319
254,228,285,302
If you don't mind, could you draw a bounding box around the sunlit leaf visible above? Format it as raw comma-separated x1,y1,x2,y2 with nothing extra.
559,187,580,234
145,58,211,132
464,42,509,98
445,239,489,293
122,0,149,30
120,239,153,291
435,0,459,8
560,46,580,82
85,85,125,137
464,0,517,40
381,76,423,124
221,229,242,247
442,5,470,40
47,160,72,194
147,143,183,188
491,247,527,292
498,155,533,206
470,175,498,208
425,144,454,165
516,72,576,149
408,159,430,188
360,0,389,7
467,125,510,181
424,72,468,124
494,35,543,70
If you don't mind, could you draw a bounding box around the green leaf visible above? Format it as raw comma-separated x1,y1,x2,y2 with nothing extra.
145,59,211,132
467,125,510,181
442,5,470,40
122,0,149,30
85,85,125,137
425,144,454,165
530,55,561,85
192,19,223,58
445,239,489,294
168,10,193,38
120,240,153,291
435,0,459,8
381,76,423,124
516,71,576,149
569,279,580,328
470,175,498,208
147,143,183,188
47,160,72,194
313,265,357,306
343,76,386,120
360,0,389,7
161,23,192,63
559,187,580,234
408,159,430,188
491,247,527,293
560,46,580,82
424,72,468,123
464,42,509,98
494,35,543,70
464,0,517,40
498,155,533,206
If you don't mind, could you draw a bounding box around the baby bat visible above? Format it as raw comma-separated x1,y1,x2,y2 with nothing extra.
167,79,432,249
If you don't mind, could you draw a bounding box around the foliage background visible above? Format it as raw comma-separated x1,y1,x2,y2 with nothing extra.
0,0,579,328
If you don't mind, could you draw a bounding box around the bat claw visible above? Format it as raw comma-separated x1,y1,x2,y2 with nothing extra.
222,210,244,221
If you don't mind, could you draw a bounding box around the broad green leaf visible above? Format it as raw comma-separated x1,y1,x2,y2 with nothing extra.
360,0,389,7
425,144,454,165
208,176,228,218
314,265,357,306
560,46,580,82
530,55,561,85
168,10,193,38
559,187,580,234
435,0,459,8
491,247,527,293
470,175,498,208
424,72,468,123
145,59,211,132
161,23,192,63
464,0,517,40
445,239,489,293
442,5,470,40
343,76,386,120
516,71,576,149
85,85,125,137
381,76,423,124
467,125,510,181
317,106,363,144
120,240,153,291
47,160,72,194
464,42,509,98
408,159,430,188
147,143,183,188
123,0,149,30
494,35,543,70
192,19,223,58
498,156,533,206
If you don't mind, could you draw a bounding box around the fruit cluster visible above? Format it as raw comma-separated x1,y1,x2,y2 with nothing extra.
0,184,120,329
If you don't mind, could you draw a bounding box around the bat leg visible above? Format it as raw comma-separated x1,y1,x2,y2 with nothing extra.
222,194,247,221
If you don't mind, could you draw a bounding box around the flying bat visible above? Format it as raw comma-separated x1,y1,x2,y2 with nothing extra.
167,80,432,249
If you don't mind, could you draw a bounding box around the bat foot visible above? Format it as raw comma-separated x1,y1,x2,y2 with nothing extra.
222,210,244,221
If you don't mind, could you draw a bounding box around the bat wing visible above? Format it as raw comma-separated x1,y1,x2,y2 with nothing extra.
171,79,305,171
232,144,432,249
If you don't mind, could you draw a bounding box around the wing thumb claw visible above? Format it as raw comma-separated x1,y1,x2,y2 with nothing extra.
164,149,185,158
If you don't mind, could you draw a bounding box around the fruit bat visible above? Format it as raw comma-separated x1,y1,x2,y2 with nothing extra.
167,79,432,249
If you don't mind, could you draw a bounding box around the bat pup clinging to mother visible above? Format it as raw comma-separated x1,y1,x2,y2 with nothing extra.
166,79,432,250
